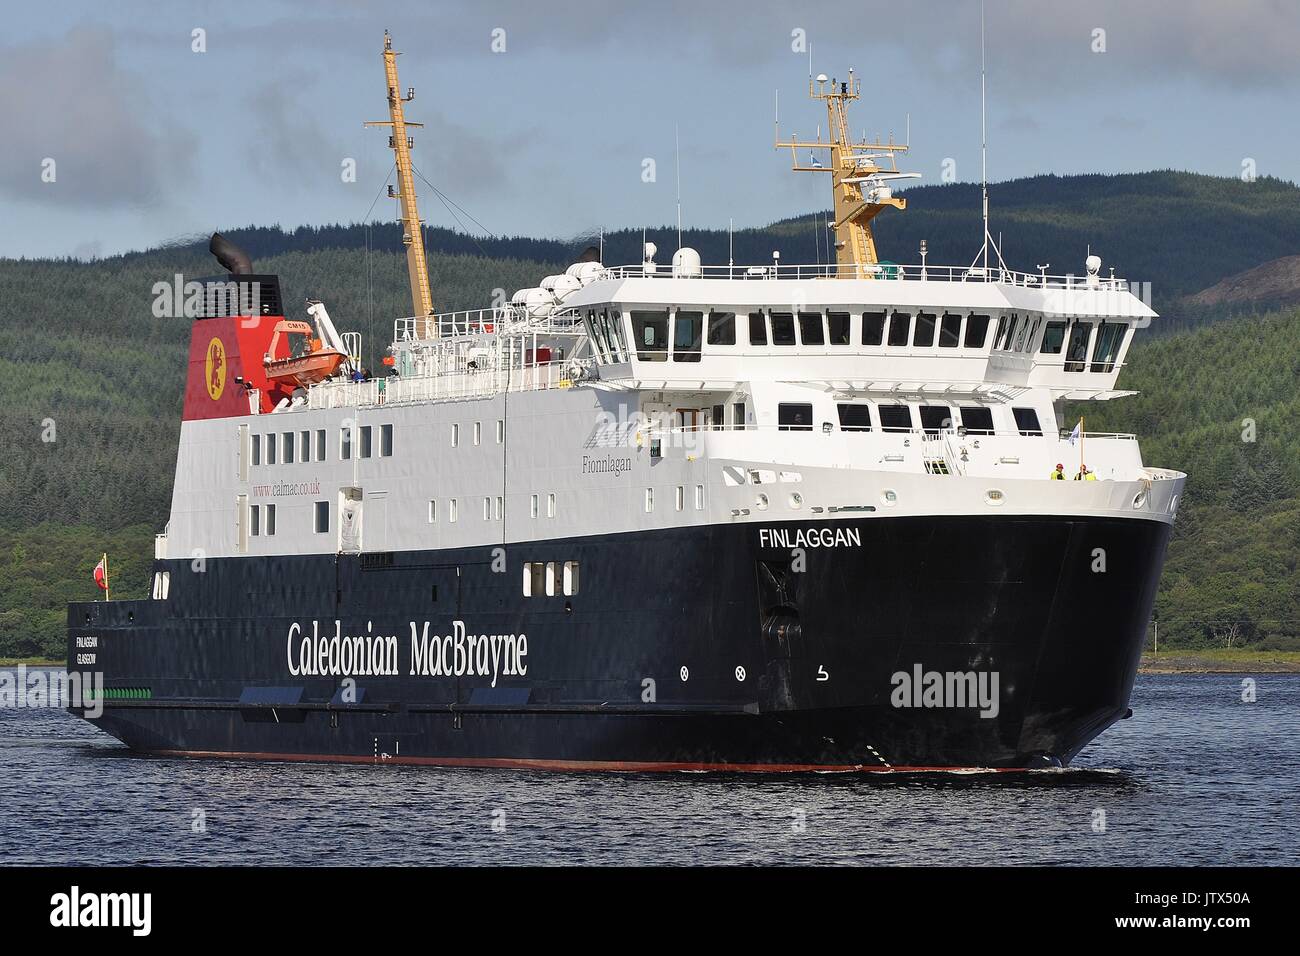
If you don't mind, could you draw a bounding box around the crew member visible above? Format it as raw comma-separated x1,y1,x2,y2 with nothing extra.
1075,464,1098,480
1050,463,1066,480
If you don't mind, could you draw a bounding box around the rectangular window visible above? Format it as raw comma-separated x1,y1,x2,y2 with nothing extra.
919,405,953,433
449,498,459,523
473,422,482,446
496,419,505,443
563,561,580,596
1022,316,1041,352
1090,322,1126,372
878,404,913,433
283,432,295,464
530,493,539,519
862,311,886,345
1013,407,1043,436
316,429,326,462
1011,315,1029,351
451,423,460,447
300,430,310,463
1065,321,1093,371
770,312,796,345
1040,321,1067,354
380,423,393,457
733,401,746,428
483,497,491,520
251,434,261,466
359,425,372,459
524,562,544,597
314,501,329,533
798,312,825,345
778,403,814,431
631,310,669,361
711,404,725,430
964,313,991,348
913,312,937,347
339,426,351,460
748,312,768,346
672,310,703,362
887,311,911,347
495,496,503,520
695,484,704,509
958,406,995,435
547,493,556,518
827,312,851,345
837,404,873,432
675,485,684,511
266,433,277,465
706,311,736,345
266,503,276,536
993,314,1011,350
428,500,437,523
250,504,261,537
645,488,654,512
939,313,962,348
545,562,558,597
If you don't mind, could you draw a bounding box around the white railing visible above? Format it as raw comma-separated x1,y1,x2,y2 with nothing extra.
306,359,577,410
599,261,1134,289
394,308,585,343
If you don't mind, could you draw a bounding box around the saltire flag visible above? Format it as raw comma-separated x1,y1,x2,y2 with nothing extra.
93,554,108,592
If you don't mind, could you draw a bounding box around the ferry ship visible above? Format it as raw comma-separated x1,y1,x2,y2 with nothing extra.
66,35,1183,771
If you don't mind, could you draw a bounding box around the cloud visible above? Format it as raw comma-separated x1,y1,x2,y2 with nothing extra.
0,25,195,207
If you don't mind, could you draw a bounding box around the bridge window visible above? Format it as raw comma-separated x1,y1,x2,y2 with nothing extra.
585,310,608,363
919,405,953,433
958,406,995,434
964,313,991,348
798,312,824,345
748,312,767,345
939,313,962,347
606,309,629,362
771,312,796,345
837,404,873,432
1022,316,1042,352
878,404,913,432
1011,316,1029,351
1064,321,1093,371
1013,407,1043,436
631,310,669,361
672,310,703,362
1041,321,1067,354
1091,321,1125,372
913,312,937,347
707,311,736,345
828,312,851,345
862,311,886,345
887,311,911,347
778,403,814,431
993,314,1011,350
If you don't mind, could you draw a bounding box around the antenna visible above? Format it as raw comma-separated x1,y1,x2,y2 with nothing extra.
675,123,682,251
728,217,734,277
969,0,1009,276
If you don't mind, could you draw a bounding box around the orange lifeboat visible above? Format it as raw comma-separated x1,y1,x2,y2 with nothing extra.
263,320,346,388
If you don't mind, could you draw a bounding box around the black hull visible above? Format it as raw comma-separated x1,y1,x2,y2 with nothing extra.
67,514,1171,771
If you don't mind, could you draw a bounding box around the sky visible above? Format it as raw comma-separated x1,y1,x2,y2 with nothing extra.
3,0,1299,260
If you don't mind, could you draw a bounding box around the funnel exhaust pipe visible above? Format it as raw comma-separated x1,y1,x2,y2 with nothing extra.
209,232,253,275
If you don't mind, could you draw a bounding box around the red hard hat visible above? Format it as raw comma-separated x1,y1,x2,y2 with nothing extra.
1056,463,1063,470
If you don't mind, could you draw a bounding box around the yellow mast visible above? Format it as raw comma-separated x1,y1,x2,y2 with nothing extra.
776,69,911,278
366,31,435,337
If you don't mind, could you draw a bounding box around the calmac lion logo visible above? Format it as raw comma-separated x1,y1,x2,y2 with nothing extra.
205,338,226,400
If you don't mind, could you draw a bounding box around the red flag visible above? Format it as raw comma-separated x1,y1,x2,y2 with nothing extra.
93,556,108,591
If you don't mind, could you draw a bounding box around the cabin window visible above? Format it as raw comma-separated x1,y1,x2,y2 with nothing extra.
1013,407,1043,436
495,496,504,520
711,404,725,429
339,426,350,460
250,505,261,537
964,313,991,348
706,311,736,346
993,314,1011,350
266,433,278,465
827,312,851,345
733,401,746,428
1091,322,1126,372
675,486,685,511
959,406,995,434
359,425,372,459
645,488,654,512
939,313,962,347
887,311,911,347
862,311,886,345
316,430,326,462
547,493,556,518
837,404,873,432
530,494,539,519
778,403,814,431
299,430,311,463
1041,321,1067,354
545,563,558,597
1064,321,1093,372
798,312,824,345
266,503,276,535
496,420,504,443
381,423,393,456
283,432,295,464
878,404,913,432
428,500,437,523
523,562,544,598
483,497,491,520
451,423,459,447
563,561,580,596
748,312,768,345
251,434,261,466
771,312,796,345
631,310,669,361
473,422,482,446
919,405,953,433
913,312,937,347
449,499,459,523
314,501,330,533
673,311,703,362
695,484,704,509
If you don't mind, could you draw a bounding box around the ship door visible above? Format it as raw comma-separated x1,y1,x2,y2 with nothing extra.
367,491,389,552
675,408,700,430
339,487,363,554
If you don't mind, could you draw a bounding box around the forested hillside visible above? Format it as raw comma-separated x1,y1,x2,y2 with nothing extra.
2,170,1299,657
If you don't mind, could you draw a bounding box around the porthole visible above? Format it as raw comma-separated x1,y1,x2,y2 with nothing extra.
880,489,898,506
1132,489,1148,509
985,489,1005,506
756,493,769,511
789,492,803,509
1169,494,1179,516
